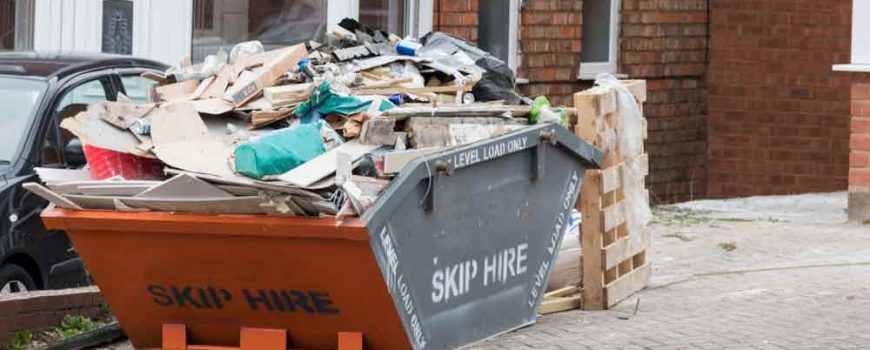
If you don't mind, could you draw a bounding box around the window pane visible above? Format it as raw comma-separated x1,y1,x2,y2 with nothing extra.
121,75,157,104
581,0,612,63
0,77,44,162
0,0,34,51
192,0,326,63
58,80,109,111
478,0,511,64
102,0,134,55
359,0,405,35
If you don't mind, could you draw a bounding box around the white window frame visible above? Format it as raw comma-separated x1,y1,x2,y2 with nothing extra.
507,0,519,72
328,0,433,38
833,0,870,72
578,0,620,80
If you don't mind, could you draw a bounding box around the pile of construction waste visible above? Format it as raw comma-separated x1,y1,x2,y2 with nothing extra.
26,20,571,218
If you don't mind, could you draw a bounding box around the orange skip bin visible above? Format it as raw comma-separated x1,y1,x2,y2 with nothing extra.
41,125,603,350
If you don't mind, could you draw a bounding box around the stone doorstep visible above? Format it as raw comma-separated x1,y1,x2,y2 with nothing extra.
848,189,870,224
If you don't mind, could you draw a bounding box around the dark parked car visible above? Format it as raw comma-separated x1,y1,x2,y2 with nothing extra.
0,52,167,294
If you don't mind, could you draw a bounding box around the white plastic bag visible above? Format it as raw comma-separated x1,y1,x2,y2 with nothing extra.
593,73,653,235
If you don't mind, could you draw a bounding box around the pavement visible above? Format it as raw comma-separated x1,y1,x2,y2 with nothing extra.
472,192,870,350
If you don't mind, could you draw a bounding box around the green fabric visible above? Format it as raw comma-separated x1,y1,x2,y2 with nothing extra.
234,123,326,179
295,81,395,123
529,95,569,126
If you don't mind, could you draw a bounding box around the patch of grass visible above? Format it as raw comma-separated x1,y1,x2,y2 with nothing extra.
53,315,105,339
5,331,32,350
662,232,694,242
718,242,738,252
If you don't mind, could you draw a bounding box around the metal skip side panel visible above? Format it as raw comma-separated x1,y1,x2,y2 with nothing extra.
364,125,600,350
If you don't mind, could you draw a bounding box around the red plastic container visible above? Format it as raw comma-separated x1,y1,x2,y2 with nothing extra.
83,145,164,180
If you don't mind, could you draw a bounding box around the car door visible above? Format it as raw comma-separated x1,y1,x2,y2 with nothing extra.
109,68,162,105
9,74,116,291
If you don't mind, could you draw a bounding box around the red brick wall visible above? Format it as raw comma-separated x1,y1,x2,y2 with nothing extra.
433,0,586,107
850,74,870,222
620,0,709,203
0,288,106,345
515,0,586,107
707,0,852,197
432,0,478,43
432,0,710,203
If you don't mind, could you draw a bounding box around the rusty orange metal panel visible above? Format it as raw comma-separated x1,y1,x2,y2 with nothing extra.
43,208,409,350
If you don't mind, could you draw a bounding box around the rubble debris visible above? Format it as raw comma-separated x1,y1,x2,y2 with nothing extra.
378,148,444,175
264,83,313,104
406,117,528,148
26,21,595,218
224,44,308,106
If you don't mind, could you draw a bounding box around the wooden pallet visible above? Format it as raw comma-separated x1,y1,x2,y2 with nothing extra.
540,286,583,315
575,80,651,311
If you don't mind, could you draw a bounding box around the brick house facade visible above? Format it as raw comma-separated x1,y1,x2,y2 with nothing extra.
434,0,853,204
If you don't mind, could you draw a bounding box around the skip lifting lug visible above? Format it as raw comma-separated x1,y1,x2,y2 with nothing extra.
424,160,453,213
533,129,557,181
540,129,557,146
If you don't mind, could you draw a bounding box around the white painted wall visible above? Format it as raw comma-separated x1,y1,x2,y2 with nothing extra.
34,0,103,53
132,0,192,65
31,0,430,65
33,0,192,65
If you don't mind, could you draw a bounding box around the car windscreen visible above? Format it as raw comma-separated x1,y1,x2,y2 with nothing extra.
0,77,47,165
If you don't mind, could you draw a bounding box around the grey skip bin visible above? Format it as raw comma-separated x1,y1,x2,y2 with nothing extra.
363,123,603,350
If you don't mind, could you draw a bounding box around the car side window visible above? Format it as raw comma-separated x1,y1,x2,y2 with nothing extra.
43,78,112,167
119,75,157,104
58,79,110,109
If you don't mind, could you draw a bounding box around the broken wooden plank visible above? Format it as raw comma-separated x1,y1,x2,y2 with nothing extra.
251,108,295,128
539,295,583,315
141,71,168,84
224,44,308,107
263,83,312,104
544,286,582,300
383,105,532,120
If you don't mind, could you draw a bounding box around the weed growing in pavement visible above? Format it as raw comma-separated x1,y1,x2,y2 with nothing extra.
718,242,738,252
4,331,32,350
662,232,695,242
54,315,105,339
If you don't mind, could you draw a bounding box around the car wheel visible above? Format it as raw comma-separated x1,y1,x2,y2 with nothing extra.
0,264,36,295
